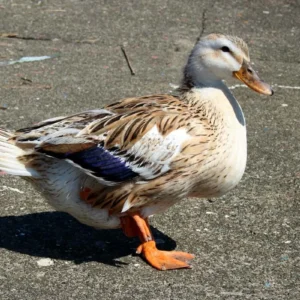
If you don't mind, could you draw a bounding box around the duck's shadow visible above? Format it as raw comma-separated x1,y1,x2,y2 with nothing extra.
0,212,176,267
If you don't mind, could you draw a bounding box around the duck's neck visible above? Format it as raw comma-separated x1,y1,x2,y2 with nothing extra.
180,70,245,126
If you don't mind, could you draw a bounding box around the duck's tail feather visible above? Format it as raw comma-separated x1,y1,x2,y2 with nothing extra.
0,129,37,177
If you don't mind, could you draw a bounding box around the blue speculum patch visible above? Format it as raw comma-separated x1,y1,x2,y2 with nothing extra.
51,145,138,182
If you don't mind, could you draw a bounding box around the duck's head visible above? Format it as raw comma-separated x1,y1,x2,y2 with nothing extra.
184,33,273,95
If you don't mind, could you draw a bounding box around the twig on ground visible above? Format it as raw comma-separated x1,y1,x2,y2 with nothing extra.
121,45,135,76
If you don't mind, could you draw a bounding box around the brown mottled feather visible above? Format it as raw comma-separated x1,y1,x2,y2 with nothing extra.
10,92,220,213
0,34,252,238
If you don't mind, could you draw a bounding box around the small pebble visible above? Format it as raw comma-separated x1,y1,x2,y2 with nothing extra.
36,272,45,278
37,258,54,267
280,255,289,261
265,281,272,288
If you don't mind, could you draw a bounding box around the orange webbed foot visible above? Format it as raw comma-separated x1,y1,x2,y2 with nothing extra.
137,240,194,270
121,212,194,270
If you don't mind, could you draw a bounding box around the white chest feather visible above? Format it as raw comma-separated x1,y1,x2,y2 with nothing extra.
188,86,247,197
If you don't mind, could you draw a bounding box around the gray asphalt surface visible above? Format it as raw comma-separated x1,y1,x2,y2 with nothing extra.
0,1,299,299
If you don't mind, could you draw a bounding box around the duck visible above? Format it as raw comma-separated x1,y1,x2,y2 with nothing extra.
0,34,273,270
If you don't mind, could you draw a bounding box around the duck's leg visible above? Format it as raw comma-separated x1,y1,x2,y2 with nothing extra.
120,216,140,237
121,213,194,270
80,187,194,270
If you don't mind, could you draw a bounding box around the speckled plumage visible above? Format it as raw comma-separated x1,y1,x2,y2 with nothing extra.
0,87,246,228
0,34,272,269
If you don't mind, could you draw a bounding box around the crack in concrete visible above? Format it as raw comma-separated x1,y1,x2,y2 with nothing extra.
257,58,300,64
229,84,300,90
197,9,207,42
5,35,52,42
196,0,217,43
2,35,99,45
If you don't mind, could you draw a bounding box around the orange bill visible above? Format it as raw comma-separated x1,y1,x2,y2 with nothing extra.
233,60,273,95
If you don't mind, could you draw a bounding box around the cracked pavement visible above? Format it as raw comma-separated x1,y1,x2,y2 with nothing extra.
0,1,299,299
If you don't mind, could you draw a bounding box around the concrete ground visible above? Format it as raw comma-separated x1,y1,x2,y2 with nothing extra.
0,0,299,299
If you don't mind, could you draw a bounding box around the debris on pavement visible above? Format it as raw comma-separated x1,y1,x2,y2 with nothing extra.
37,258,54,267
121,45,135,75
0,54,59,67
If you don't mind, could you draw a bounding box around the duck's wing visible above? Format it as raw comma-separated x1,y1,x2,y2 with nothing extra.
13,95,199,186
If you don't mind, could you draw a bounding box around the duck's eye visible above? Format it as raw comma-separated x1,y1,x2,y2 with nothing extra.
221,46,230,52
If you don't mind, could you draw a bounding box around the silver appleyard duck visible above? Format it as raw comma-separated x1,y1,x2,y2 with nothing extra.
0,34,273,270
